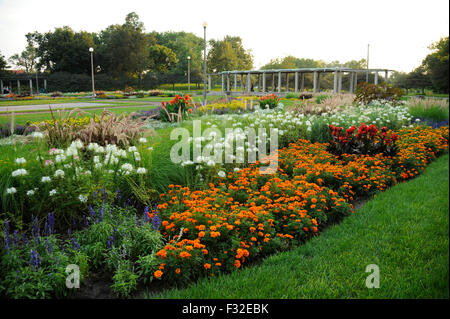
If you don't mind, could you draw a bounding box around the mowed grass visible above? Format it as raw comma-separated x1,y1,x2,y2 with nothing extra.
0,105,159,126
152,154,449,299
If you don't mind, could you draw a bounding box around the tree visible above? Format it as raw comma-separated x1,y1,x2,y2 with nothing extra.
207,36,253,72
421,37,449,93
9,43,37,72
0,51,8,72
155,31,204,85
406,66,433,94
29,27,96,74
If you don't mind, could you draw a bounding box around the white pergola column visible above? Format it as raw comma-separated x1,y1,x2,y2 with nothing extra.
317,72,321,93
300,73,305,91
354,72,358,90
313,71,318,93
208,75,211,92
226,74,230,92
221,74,225,93
44,79,47,91
247,73,251,93
271,73,275,92
333,70,338,93
262,72,266,92
349,73,354,93
374,72,379,85
285,73,289,92
241,74,244,92
0,80,3,94
257,74,260,92
385,70,389,84
234,73,237,92
29,79,33,95
277,72,281,93
338,71,342,93
294,72,298,92
17,80,21,95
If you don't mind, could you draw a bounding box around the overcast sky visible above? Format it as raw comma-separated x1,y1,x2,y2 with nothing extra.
0,0,448,72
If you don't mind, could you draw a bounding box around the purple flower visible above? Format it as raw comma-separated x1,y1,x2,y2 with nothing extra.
30,250,41,270
151,204,161,231
71,237,80,250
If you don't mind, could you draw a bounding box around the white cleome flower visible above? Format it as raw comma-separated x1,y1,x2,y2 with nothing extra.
6,187,17,194
120,163,134,172
41,176,51,183
139,137,147,143
54,169,65,178
49,189,57,196
15,157,26,164
31,132,44,138
78,194,88,203
12,169,28,177
27,190,35,196
218,170,226,178
136,167,147,174
128,146,138,152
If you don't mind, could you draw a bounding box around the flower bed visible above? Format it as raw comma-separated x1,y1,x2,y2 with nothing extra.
151,126,448,282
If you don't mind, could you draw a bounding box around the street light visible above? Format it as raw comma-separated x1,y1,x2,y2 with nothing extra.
187,56,191,94
202,21,207,106
89,47,96,98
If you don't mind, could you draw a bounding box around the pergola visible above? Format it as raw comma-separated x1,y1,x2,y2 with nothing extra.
0,76,48,95
208,67,394,96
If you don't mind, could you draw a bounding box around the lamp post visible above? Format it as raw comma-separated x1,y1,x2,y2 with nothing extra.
202,21,207,106
187,56,191,94
89,47,96,98
366,43,370,82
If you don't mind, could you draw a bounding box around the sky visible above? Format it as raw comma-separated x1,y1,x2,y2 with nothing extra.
0,0,448,72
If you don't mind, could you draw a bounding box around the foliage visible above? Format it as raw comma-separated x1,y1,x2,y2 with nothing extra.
327,123,399,157
421,37,449,93
354,82,404,105
207,36,253,72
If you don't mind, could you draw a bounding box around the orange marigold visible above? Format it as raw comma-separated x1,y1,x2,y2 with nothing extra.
154,270,163,279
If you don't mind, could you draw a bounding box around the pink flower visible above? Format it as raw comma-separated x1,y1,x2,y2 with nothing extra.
44,160,54,166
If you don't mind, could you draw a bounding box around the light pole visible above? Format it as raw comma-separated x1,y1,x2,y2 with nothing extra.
202,21,207,106
89,47,96,98
366,43,370,82
187,56,191,94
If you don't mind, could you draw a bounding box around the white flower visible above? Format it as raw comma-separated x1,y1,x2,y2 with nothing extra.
6,187,17,194
128,146,137,152
15,157,26,164
139,137,147,143
49,189,57,196
78,194,88,203
70,140,83,149
66,147,78,157
136,167,147,174
41,176,51,183
31,132,44,138
94,163,103,169
134,152,141,161
148,147,154,151
218,170,226,178
12,168,28,177
121,163,133,172
27,190,35,196
54,169,65,178
233,167,241,172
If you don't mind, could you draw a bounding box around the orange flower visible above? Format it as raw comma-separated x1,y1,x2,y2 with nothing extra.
154,270,163,279
204,263,211,270
234,260,241,268
180,251,191,258
175,268,181,274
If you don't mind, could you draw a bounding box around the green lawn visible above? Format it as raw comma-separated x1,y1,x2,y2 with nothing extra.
0,105,159,125
151,154,449,299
